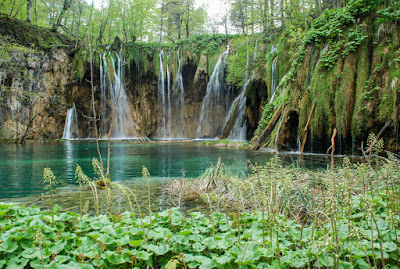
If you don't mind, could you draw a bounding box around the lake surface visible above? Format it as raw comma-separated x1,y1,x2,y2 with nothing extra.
0,141,338,200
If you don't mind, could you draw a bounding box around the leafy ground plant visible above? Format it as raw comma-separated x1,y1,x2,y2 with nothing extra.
1,156,399,268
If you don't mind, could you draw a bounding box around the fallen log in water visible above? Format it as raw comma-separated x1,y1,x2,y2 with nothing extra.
252,104,283,150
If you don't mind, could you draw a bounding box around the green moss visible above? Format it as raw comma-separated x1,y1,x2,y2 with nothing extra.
71,48,90,80
352,36,372,137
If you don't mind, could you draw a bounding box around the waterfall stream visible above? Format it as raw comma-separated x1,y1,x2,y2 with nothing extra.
227,40,258,140
166,50,172,135
158,49,167,137
99,49,135,139
197,46,230,138
175,46,186,137
62,103,78,140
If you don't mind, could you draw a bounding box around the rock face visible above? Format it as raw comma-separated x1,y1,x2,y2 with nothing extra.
0,32,72,142
276,22,400,154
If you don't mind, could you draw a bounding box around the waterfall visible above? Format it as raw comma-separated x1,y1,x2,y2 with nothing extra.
273,108,285,152
270,56,278,102
166,50,172,135
175,46,186,137
99,49,135,139
62,103,78,140
197,46,230,138
315,44,328,67
158,49,167,137
227,79,250,140
227,41,257,140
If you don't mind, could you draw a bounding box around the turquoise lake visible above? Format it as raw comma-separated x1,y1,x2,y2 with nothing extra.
0,141,337,200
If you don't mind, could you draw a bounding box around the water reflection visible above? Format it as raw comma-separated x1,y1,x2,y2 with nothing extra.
0,141,357,199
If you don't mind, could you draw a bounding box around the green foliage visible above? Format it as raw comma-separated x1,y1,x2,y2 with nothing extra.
255,94,287,137
377,1,400,23
226,36,257,87
177,34,234,55
299,0,379,69
71,48,90,80
2,156,400,268
342,26,368,56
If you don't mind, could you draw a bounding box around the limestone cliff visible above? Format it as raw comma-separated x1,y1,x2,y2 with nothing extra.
0,17,73,142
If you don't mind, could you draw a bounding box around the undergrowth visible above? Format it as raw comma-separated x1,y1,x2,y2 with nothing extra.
1,153,400,268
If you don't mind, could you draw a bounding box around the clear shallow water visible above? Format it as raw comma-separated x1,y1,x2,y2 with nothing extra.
0,141,338,199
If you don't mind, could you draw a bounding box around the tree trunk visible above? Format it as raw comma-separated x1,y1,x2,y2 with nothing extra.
26,0,32,23
252,104,283,150
51,0,72,32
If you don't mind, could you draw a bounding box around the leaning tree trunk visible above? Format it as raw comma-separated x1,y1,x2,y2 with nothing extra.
51,0,72,32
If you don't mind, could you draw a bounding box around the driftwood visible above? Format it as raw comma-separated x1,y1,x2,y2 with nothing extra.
300,101,316,155
252,104,283,150
326,128,338,156
326,128,337,170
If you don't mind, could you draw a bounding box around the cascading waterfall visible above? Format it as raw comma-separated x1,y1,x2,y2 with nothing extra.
270,56,278,102
175,46,186,137
197,46,230,138
158,49,167,137
227,79,250,140
99,49,135,138
166,50,172,134
62,103,78,140
273,108,286,151
227,41,258,140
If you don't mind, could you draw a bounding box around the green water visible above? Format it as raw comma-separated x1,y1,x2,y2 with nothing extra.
0,141,335,203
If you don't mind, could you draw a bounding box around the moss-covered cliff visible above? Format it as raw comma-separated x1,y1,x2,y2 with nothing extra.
0,17,73,142
255,0,400,154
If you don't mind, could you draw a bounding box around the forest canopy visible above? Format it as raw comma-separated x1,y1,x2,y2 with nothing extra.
1,0,389,47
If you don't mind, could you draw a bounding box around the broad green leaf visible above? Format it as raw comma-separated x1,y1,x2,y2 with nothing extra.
115,235,130,246
317,254,334,267
214,255,231,265
339,260,354,269
217,238,230,249
202,237,217,249
90,220,103,230
136,251,151,261
0,239,18,253
291,257,306,268
54,255,70,264
129,240,143,247
147,244,169,255
0,210,9,217
21,248,40,259
188,261,201,268
172,234,189,245
192,241,206,252
98,234,114,244
356,258,370,269
29,217,45,227
179,230,191,236
383,241,398,252
107,253,125,264
100,225,117,237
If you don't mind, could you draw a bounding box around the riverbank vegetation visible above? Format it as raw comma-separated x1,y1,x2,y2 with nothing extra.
1,139,399,268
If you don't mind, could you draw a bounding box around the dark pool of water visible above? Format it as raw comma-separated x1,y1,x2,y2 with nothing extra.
0,141,341,199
